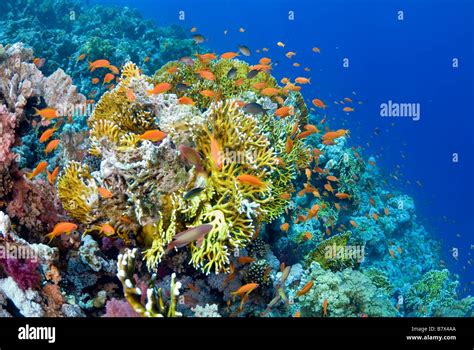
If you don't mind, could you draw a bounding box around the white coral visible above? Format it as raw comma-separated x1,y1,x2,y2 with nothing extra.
0,277,44,317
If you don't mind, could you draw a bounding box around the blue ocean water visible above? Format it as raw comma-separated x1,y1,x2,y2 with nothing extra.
90,0,473,293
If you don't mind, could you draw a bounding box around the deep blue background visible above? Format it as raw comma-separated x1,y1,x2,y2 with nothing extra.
92,0,474,293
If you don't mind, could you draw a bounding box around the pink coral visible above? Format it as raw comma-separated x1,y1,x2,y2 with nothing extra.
0,257,41,291
6,178,63,234
0,104,17,168
103,298,141,317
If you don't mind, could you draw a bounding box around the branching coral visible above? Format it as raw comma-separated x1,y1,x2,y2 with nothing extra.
117,248,182,317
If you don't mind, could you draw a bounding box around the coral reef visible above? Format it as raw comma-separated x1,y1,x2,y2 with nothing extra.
0,1,470,320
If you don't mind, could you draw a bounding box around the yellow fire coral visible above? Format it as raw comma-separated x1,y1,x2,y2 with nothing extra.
57,161,98,224
56,58,311,275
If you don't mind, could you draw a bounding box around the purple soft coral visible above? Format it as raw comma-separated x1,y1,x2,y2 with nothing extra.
103,298,141,317
0,258,41,291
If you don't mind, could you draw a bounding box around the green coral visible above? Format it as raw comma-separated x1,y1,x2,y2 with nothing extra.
297,262,397,317
405,269,474,317
304,232,360,271
364,268,393,296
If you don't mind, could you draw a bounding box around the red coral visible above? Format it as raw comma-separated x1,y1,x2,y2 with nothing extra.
0,257,41,291
103,298,141,317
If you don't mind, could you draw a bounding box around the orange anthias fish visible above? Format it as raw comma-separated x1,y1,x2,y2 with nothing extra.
237,256,255,264
99,223,115,236
285,137,293,153
46,222,78,242
372,212,379,221
210,135,223,170
221,52,239,59
335,193,351,199
389,249,395,258
44,139,60,154
304,124,319,133
275,106,292,118
343,107,355,112
103,73,115,85
261,87,280,96
200,90,217,98
349,220,358,228
39,127,57,143
322,129,349,142
312,99,326,109
178,96,195,105
322,298,329,317
147,82,172,95
295,77,310,84
237,174,266,188
296,281,314,297
98,187,113,199
34,108,59,120
231,283,259,298
108,65,120,75
197,53,217,63
125,87,136,101
46,167,59,185
326,175,339,182
384,207,390,216
89,59,111,72
279,193,291,200
197,70,215,81
77,53,86,61
259,57,271,65
324,182,334,193
91,78,100,85
280,223,289,232
27,161,48,180
252,82,268,90
138,130,167,142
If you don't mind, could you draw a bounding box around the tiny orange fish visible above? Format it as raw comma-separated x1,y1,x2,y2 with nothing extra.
349,220,358,228
285,137,293,153
372,212,379,221
295,77,310,84
197,70,215,81
98,187,113,199
326,175,339,182
39,127,57,143
312,99,326,109
103,73,115,85
221,52,239,59
147,83,172,95
77,53,86,61
261,87,280,96
27,161,48,180
210,135,223,170
237,256,255,264
322,298,328,316
44,139,60,154
99,223,115,236
235,78,245,87
296,281,314,297
89,59,111,72
138,130,167,142
46,167,59,185
280,223,290,232
91,78,100,85
108,65,120,75
237,174,266,187
178,96,195,105
343,107,354,112
384,207,389,216
46,222,77,242
34,108,58,120
275,106,292,118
